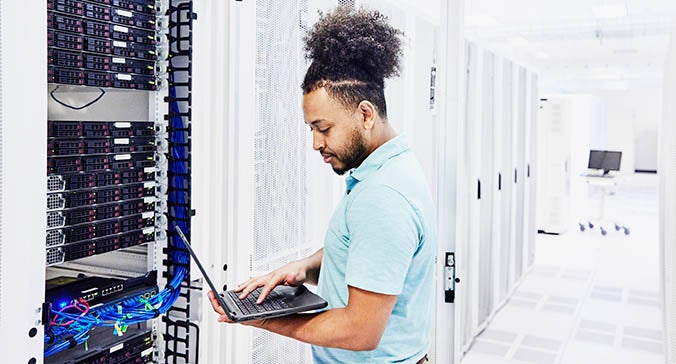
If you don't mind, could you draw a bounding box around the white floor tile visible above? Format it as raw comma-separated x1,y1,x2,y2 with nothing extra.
461,174,664,364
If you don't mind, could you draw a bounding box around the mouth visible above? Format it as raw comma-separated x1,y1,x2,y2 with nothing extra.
321,154,333,163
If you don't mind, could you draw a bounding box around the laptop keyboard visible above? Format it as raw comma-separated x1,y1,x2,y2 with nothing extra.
227,287,290,315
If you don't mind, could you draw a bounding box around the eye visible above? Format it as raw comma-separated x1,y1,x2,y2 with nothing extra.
318,128,330,134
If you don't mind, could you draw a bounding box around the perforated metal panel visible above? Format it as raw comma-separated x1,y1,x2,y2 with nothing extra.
252,0,313,362
253,0,309,271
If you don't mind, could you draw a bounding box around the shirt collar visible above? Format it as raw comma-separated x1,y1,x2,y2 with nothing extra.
345,134,410,193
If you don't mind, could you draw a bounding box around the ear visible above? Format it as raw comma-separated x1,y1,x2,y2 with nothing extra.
357,100,377,130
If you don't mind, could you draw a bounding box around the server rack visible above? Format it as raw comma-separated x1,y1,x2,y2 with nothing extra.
0,0,198,362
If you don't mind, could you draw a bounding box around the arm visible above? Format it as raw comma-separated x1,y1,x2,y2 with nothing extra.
236,248,323,303
210,285,397,351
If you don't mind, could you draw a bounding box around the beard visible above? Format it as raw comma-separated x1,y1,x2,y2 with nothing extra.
326,128,369,175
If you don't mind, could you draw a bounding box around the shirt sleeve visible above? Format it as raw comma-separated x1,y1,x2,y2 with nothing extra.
344,184,421,295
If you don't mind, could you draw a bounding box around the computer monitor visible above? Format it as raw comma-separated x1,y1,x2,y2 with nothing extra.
588,150,622,175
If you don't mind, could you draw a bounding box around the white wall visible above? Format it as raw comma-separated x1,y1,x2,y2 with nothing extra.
590,91,662,173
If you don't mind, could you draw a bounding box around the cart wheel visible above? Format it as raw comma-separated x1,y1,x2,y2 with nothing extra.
589,222,594,229
601,227,607,236
579,223,586,232
615,224,621,231
623,227,630,235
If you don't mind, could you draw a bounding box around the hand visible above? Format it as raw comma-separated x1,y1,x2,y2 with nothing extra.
207,290,234,323
235,260,309,303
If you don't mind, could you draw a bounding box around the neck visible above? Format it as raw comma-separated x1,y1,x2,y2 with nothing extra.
366,119,397,155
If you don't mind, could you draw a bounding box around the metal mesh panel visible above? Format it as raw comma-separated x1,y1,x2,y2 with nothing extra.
46,247,65,266
47,193,65,210
46,229,65,247
253,0,308,272
252,0,314,363
252,331,308,364
337,0,355,7
47,175,65,192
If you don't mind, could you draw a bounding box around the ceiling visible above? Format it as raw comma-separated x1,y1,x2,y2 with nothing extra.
465,0,676,93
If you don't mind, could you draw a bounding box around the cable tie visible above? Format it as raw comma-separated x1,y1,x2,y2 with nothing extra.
67,336,77,349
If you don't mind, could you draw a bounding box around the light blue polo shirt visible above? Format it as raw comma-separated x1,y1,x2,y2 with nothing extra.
312,135,437,363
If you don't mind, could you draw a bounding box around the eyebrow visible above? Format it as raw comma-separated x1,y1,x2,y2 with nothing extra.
307,119,325,126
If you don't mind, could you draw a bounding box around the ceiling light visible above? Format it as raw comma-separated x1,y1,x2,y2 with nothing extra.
592,4,628,19
466,14,500,28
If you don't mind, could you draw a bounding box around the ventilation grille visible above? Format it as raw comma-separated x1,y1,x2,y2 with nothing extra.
252,0,312,362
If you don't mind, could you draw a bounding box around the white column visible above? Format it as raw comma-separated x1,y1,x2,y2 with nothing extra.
434,0,464,363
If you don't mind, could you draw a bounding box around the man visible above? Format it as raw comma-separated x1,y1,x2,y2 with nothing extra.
208,7,436,363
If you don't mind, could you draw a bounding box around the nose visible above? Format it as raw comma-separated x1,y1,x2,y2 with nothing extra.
312,131,324,151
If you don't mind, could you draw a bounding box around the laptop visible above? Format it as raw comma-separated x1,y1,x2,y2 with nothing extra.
174,225,328,322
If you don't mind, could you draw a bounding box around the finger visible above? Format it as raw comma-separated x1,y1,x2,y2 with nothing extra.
208,290,225,315
257,279,280,304
235,278,256,292
238,280,265,300
217,314,233,323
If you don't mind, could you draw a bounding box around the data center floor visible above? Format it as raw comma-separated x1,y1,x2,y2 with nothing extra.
462,173,663,364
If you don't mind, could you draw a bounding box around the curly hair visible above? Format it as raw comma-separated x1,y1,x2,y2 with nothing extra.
301,7,403,119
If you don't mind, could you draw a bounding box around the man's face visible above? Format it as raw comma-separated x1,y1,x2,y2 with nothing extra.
303,88,368,175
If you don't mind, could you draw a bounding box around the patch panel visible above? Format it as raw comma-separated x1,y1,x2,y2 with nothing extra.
48,48,84,68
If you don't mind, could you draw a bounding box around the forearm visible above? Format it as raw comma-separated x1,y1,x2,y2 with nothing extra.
300,248,323,285
252,307,377,351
